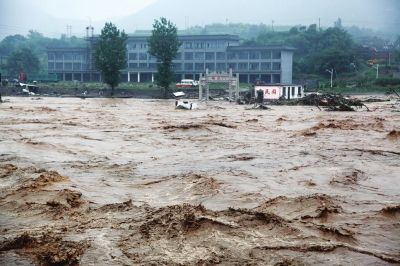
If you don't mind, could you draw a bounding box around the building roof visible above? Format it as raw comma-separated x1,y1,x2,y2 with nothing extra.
46,47,87,52
87,34,240,42
227,45,295,51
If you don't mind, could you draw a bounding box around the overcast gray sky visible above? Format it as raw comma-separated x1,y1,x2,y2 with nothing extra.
32,0,157,21
0,0,399,39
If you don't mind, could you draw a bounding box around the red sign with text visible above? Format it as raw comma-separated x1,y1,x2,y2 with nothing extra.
254,86,280,99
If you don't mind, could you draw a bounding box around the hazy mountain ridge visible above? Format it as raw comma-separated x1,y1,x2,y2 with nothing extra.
0,0,399,40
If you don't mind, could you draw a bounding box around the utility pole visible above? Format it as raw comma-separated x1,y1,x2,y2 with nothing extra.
318,17,321,31
326,68,334,88
66,25,72,38
372,64,379,79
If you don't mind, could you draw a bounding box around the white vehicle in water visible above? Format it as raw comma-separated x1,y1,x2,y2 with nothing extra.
176,79,199,88
175,100,197,110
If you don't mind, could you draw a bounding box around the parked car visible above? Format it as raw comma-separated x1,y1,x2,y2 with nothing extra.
176,79,199,88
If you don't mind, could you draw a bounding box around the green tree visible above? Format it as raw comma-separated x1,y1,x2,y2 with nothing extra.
148,17,181,98
0,34,27,56
256,23,359,77
94,22,127,96
5,48,40,78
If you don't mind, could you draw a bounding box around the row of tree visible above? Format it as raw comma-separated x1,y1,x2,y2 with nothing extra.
95,18,180,97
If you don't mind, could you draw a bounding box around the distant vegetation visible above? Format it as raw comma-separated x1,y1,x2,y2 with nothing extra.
0,30,85,77
181,23,291,40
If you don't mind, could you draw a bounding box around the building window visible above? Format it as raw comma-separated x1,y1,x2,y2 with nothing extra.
228,63,236,71
73,73,81,81
48,62,54,70
272,74,280,83
73,63,81,70
139,63,147,68
216,52,225,60
205,52,215,60
173,63,181,70
48,53,55,60
184,42,192,49
148,54,156,61
249,63,259,70
272,51,281,59
149,63,156,69
238,63,248,70
195,42,205,49
216,63,226,71
184,63,193,70
227,52,237,59
272,62,281,70
129,63,138,69
249,51,260,60
207,42,217,49
195,63,204,71
282,87,286,96
184,52,193,60
54,73,62,81
205,63,215,71
73,53,82,60
260,74,271,84
55,62,63,70
174,53,182,60
297,86,302,96
194,52,204,60
140,43,147,49
249,74,259,83
127,43,136,50
261,62,271,70
261,51,271,59
139,53,147,60
55,53,63,60
64,62,72,70
238,51,248,60
129,53,137,60
64,53,73,60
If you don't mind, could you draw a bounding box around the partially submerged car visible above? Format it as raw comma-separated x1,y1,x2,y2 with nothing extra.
175,100,197,110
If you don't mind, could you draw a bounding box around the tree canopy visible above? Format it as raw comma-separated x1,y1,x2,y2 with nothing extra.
148,17,181,98
5,48,40,78
94,22,127,96
256,25,359,77
0,30,85,76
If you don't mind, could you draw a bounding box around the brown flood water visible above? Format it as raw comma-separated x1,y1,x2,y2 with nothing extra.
0,97,399,265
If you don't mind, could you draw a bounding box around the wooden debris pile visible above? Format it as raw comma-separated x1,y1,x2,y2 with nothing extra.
274,93,369,111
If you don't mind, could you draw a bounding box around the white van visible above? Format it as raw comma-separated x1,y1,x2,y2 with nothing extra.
176,79,199,88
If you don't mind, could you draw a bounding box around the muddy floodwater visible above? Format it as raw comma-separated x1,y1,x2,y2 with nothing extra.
0,97,399,265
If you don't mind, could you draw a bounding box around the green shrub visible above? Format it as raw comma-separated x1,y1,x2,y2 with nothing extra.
375,78,400,86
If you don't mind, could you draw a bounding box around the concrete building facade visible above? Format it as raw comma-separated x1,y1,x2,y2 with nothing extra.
47,34,294,84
